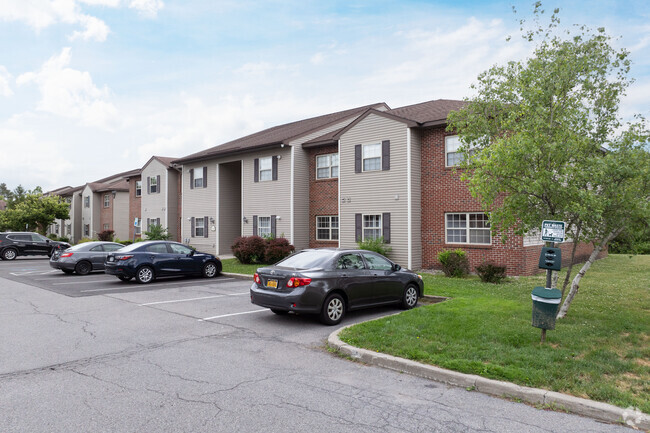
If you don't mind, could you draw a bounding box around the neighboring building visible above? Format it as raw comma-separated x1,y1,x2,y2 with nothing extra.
173,103,389,255
0,199,7,211
139,156,181,241
46,186,83,243
126,173,142,241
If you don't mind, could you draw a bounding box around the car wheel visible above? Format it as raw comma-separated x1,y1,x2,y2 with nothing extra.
135,266,155,284
320,293,345,326
118,275,132,282
401,284,419,310
270,309,289,315
202,261,220,278
62,269,74,275
2,248,18,261
75,261,92,276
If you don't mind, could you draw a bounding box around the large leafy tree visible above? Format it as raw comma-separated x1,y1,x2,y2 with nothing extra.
447,3,649,318
0,191,70,234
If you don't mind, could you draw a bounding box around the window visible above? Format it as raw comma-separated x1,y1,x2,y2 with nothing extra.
362,143,381,171
259,157,272,181
147,218,161,231
103,223,110,231
90,245,103,252
258,216,271,237
363,214,382,240
316,154,339,179
135,181,142,197
316,216,339,241
103,244,123,252
66,224,71,236
145,243,169,253
55,224,60,234
84,196,90,208
195,217,205,237
134,219,141,235
169,243,192,255
362,252,392,270
445,135,476,167
194,168,204,188
445,213,491,244
84,224,90,237
104,194,110,208
31,233,47,242
336,254,365,270
149,176,158,194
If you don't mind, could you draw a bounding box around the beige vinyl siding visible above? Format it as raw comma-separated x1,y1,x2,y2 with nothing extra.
181,160,218,253
141,159,168,236
242,147,292,238
70,193,82,243
218,162,241,254
288,118,353,250
410,129,422,269
112,191,130,240
92,193,101,237
166,169,179,241
339,113,410,266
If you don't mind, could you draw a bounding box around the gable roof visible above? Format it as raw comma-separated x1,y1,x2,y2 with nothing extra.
142,155,178,171
173,102,389,164
303,99,466,147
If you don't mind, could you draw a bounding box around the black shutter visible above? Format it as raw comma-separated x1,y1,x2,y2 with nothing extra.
355,145,361,173
203,166,208,188
157,218,160,226
156,175,161,193
204,216,209,238
253,215,258,236
271,215,276,237
190,217,195,237
355,213,362,242
272,156,278,181
147,177,151,194
146,218,150,231
382,213,391,243
189,169,194,189
382,140,390,171
254,159,259,182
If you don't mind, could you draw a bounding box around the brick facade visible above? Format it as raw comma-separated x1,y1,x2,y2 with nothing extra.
308,144,339,248
419,125,605,275
99,193,113,234
128,176,142,241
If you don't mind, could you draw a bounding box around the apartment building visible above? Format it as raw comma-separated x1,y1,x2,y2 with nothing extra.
46,185,83,243
139,156,181,241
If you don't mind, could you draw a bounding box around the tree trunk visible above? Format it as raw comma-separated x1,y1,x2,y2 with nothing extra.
561,223,582,298
556,227,624,319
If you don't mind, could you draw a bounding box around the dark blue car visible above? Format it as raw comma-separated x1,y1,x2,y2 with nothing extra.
104,241,222,284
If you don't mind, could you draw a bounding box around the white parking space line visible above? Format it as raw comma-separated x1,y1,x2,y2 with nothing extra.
200,309,267,321
53,280,116,285
80,287,132,293
140,292,249,306
10,270,59,276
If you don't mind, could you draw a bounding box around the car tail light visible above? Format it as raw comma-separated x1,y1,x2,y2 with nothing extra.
60,252,73,258
253,273,261,284
287,277,311,288
117,255,133,260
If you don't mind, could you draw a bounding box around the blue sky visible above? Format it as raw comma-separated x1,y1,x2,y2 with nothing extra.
1,0,648,192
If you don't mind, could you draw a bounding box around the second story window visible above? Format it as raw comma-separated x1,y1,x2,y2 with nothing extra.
316,154,339,179
259,157,272,181
149,176,158,194
194,167,204,188
135,181,142,197
84,196,90,208
445,135,476,167
362,143,381,171
103,194,110,208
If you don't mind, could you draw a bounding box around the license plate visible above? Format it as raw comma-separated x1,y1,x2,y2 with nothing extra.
267,279,278,289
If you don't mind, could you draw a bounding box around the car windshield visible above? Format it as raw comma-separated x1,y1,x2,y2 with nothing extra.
276,250,335,269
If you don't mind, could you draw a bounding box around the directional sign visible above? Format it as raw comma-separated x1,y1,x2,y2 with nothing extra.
542,220,565,243
134,217,139,227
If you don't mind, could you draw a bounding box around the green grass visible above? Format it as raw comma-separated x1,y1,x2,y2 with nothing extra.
340,254,650,413
221,258,261,275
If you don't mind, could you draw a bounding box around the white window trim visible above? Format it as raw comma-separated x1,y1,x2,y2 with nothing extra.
316,215,339,241
135,181,142,197
194,217,205,237
259,157,272,182
362,143,382,172
444,212,492,245
445,135,462,167
103,194,110,208
258,216,271,237
149,176,158,193
362,213,382,241
194,167,204,188
316,153,339,179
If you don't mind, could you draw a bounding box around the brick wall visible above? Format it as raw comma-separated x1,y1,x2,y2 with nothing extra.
419,125,606,276
128,176,141,241
308,144,339,248
99,193,113,235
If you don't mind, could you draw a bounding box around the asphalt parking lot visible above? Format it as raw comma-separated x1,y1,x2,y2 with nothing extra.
0,257,629,432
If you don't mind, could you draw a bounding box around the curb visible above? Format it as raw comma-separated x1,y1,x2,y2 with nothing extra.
328,324,650,430
222,272,252,280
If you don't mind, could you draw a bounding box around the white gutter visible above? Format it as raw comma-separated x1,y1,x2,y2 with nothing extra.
407,128,412,270
290,145,295,245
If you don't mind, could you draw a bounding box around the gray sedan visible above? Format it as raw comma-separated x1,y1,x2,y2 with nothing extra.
50,241,125,275
251,248,424,325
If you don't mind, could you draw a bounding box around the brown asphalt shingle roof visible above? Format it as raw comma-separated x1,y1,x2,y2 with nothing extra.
173,102,389,164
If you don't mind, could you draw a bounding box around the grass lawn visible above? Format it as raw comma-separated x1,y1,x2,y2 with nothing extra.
221,258,260,275
340,254,650,413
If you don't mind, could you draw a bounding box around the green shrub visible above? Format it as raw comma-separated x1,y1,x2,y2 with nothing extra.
97,230,114,241
264,237,295,263
232,236,266,264
476,262,507,284
58,236,70,243
357,236,392,256
144,224,172,240
47,233,59,241
437,249,469,278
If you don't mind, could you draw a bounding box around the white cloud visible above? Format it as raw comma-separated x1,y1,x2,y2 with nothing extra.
310,53,325,65
0,66,13,97
69,14,110,41
16,47,119,130
129,0,164,18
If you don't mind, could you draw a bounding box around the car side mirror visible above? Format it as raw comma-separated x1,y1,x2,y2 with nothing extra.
392,263,401,272
188,250,195,257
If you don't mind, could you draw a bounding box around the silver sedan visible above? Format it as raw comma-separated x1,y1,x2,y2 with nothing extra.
50,241,125,275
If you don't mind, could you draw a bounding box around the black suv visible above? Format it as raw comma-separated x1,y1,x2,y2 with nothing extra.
0,232,71,260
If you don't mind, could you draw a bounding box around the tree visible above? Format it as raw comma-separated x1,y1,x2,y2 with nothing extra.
144,224,172,240
447,3,649,319
0,193,70,234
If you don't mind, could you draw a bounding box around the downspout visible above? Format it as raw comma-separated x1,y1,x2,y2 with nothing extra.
290,145,295,245
407,128,412,270
215,163,220,255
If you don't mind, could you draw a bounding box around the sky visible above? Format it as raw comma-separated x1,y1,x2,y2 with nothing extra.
1,0,648,192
